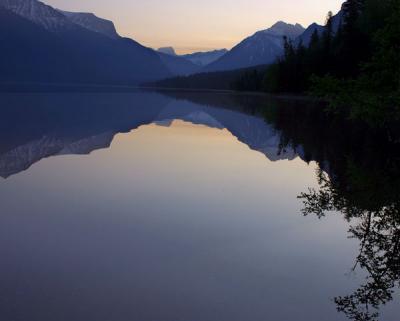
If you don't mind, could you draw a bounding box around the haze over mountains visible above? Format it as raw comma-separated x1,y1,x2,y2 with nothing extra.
0,0,345,86
155,47,229,73
182,49,228,67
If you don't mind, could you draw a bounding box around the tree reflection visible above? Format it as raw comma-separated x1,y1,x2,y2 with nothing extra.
299,169,400,321
256,98,400,321
161,91,400,320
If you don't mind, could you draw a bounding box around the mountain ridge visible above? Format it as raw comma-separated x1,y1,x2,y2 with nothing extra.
181,49,228,67
0,0,75,31
203,21,305,72
0,0,171,85
60,10,120,39
296,10,344,46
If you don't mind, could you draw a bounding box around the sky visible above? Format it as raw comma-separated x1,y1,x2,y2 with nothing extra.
46,0,343,54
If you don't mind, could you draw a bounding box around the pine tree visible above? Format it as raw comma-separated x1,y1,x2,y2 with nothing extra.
309,29,320,50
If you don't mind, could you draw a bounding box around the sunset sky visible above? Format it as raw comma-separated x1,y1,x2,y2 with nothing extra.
46,0,343,54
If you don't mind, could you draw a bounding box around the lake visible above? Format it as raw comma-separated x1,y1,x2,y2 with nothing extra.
0,90,398,321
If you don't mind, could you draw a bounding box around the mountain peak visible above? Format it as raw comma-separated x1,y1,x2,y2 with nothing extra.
267,21,305,37
60,10,120,39
204,21,304,72
0,0,120,38
270,21,289,28
158,47,177,56
181,49,228,67
0,0,75,32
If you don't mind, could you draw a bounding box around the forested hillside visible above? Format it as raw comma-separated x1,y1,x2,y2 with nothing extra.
236,0,399,128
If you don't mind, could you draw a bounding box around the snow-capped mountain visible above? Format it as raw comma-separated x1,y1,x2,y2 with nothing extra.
204,21,305,72
0,93,301,178
57,132,115,156
60,11,120,39
0,136,65,179
0,0,170,85
266,21,305,38
154,100,299,162
0,132,117,178
0,0,120,38
0,0,75,31
181,49,228,67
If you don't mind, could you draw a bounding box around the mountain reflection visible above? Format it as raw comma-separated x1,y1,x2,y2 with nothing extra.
0,92,171,178
157,90,400,321
0,90,399,321
0,91,298,178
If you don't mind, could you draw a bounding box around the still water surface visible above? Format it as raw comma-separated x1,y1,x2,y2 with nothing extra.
0,91,398,321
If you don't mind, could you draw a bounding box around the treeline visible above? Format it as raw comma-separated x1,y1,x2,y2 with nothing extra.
236,0,400,128
144,65,268,91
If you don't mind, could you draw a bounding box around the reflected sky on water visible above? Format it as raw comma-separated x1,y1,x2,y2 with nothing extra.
0,91,398,321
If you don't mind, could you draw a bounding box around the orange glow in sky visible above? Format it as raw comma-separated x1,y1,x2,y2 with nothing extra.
45,0,343,54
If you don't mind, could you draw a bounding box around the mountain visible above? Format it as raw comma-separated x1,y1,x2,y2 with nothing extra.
0,92,299,178
0,0,75,31
181,49,228,67
158,47,177,56
60,10,120,39
296,23,325,46
157,52,200,76
296,9,344,46
0,0,170,85
0,92,171,178
146,64,268,90
154,100,299,162
156,47,224,75
204,21,305,72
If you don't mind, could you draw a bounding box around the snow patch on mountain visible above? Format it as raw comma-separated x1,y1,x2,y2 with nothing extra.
204,21,304,72
0,136,64,178
60,11,120,39
0,0,75,32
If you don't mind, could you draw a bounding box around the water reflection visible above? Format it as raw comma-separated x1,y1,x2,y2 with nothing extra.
0,92,297,178
0,90,399,321
168,91,400,321
300,171,400,321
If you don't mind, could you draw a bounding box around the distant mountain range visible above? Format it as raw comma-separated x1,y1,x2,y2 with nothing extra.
0,0,347,85
0,92,301,178
157,52,201,76
155,48,228,73
149,4,346,83
204,7,346,73
181,49,228,67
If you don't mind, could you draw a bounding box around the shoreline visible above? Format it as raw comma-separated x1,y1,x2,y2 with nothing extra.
0,82,320,103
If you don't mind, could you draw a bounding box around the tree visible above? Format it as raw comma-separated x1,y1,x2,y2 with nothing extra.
299,168,400,321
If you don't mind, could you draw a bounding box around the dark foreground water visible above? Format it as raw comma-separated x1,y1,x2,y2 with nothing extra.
0,91,398,321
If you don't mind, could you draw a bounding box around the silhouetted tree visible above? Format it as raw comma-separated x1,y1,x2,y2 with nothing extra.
299,168,400,321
